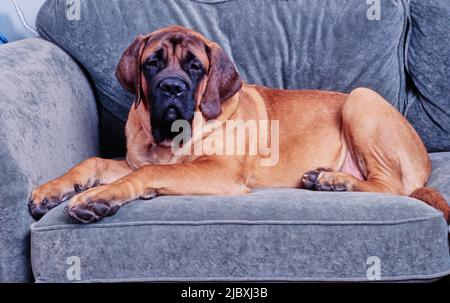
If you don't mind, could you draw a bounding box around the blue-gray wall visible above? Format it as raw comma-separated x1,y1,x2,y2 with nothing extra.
0,0,46,42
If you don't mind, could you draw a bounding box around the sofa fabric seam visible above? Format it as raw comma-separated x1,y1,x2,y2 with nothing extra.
30,213,445,233
34,269,450,283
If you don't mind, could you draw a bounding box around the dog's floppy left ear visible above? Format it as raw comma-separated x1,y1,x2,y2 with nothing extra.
200,43,242,119
116,35,150,109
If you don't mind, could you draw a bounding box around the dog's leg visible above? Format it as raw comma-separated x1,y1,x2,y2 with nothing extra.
29,158,132,220
303,88,431,196
66,159,249,223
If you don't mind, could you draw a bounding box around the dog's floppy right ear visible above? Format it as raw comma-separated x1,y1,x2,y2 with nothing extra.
116,35,149,109
200,43,242,120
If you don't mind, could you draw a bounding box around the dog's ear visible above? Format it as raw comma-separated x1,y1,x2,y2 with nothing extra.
116,35,149,109
200,43,242,119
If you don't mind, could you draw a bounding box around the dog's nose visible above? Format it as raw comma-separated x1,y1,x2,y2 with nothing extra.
159,78,187,97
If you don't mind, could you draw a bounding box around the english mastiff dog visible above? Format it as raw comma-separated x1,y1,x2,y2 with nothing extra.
29,26,449,224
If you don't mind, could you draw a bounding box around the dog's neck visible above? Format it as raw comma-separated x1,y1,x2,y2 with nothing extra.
136,104,152,140
133,92,241,165
169,92,241,164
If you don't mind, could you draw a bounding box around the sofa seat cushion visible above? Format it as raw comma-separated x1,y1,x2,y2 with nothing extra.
31,189,450,283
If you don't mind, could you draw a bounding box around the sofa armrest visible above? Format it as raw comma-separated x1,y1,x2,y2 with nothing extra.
0,38,99,282
429,153,450,204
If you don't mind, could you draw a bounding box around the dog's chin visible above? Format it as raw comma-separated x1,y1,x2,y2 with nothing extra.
151,104,195,148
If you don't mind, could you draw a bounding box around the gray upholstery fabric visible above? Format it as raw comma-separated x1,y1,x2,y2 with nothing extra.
428,153,450,202
0,38,99,282
36,0,411,156
405,0,450,152
31,188,450,283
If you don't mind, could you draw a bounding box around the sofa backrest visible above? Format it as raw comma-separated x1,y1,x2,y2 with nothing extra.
36,0,450,153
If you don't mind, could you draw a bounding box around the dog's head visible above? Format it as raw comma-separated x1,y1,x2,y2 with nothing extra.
116,25,242,146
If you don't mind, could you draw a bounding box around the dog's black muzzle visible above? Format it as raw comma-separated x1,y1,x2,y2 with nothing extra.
149,73,196,144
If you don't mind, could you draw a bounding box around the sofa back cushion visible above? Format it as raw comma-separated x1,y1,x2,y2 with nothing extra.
405,0,450,152
36,0,448,154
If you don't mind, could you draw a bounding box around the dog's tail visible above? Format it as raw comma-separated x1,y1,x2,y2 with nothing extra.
410,187,450,224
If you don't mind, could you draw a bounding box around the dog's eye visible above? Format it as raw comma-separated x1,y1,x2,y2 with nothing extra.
190,62,202,72
147,60,159,69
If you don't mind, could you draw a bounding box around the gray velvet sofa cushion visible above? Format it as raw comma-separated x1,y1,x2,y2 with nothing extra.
31,185,450,283
405,0,450,152
0,38,99,282
36,0,411,155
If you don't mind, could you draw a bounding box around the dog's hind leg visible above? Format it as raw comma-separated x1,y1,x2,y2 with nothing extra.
302,88,450,222
303,87,431,196
29,158,132,220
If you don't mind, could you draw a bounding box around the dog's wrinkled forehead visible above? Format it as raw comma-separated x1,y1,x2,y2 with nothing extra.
140,28,210,69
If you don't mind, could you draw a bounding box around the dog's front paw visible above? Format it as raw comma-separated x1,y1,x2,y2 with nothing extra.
66,186,122,224
29,182,80,220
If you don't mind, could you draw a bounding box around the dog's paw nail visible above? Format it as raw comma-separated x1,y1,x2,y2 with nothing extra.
92,202,120,217
316,182,331,191
303,170,321,190
70,207,97,223
334,184,347,192
47,201,61,209
29,205,47,220
92,202,110,216
28,199,47,220
308,173,320,182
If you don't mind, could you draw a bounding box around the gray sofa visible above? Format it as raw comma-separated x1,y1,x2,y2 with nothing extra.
0,0,449,283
